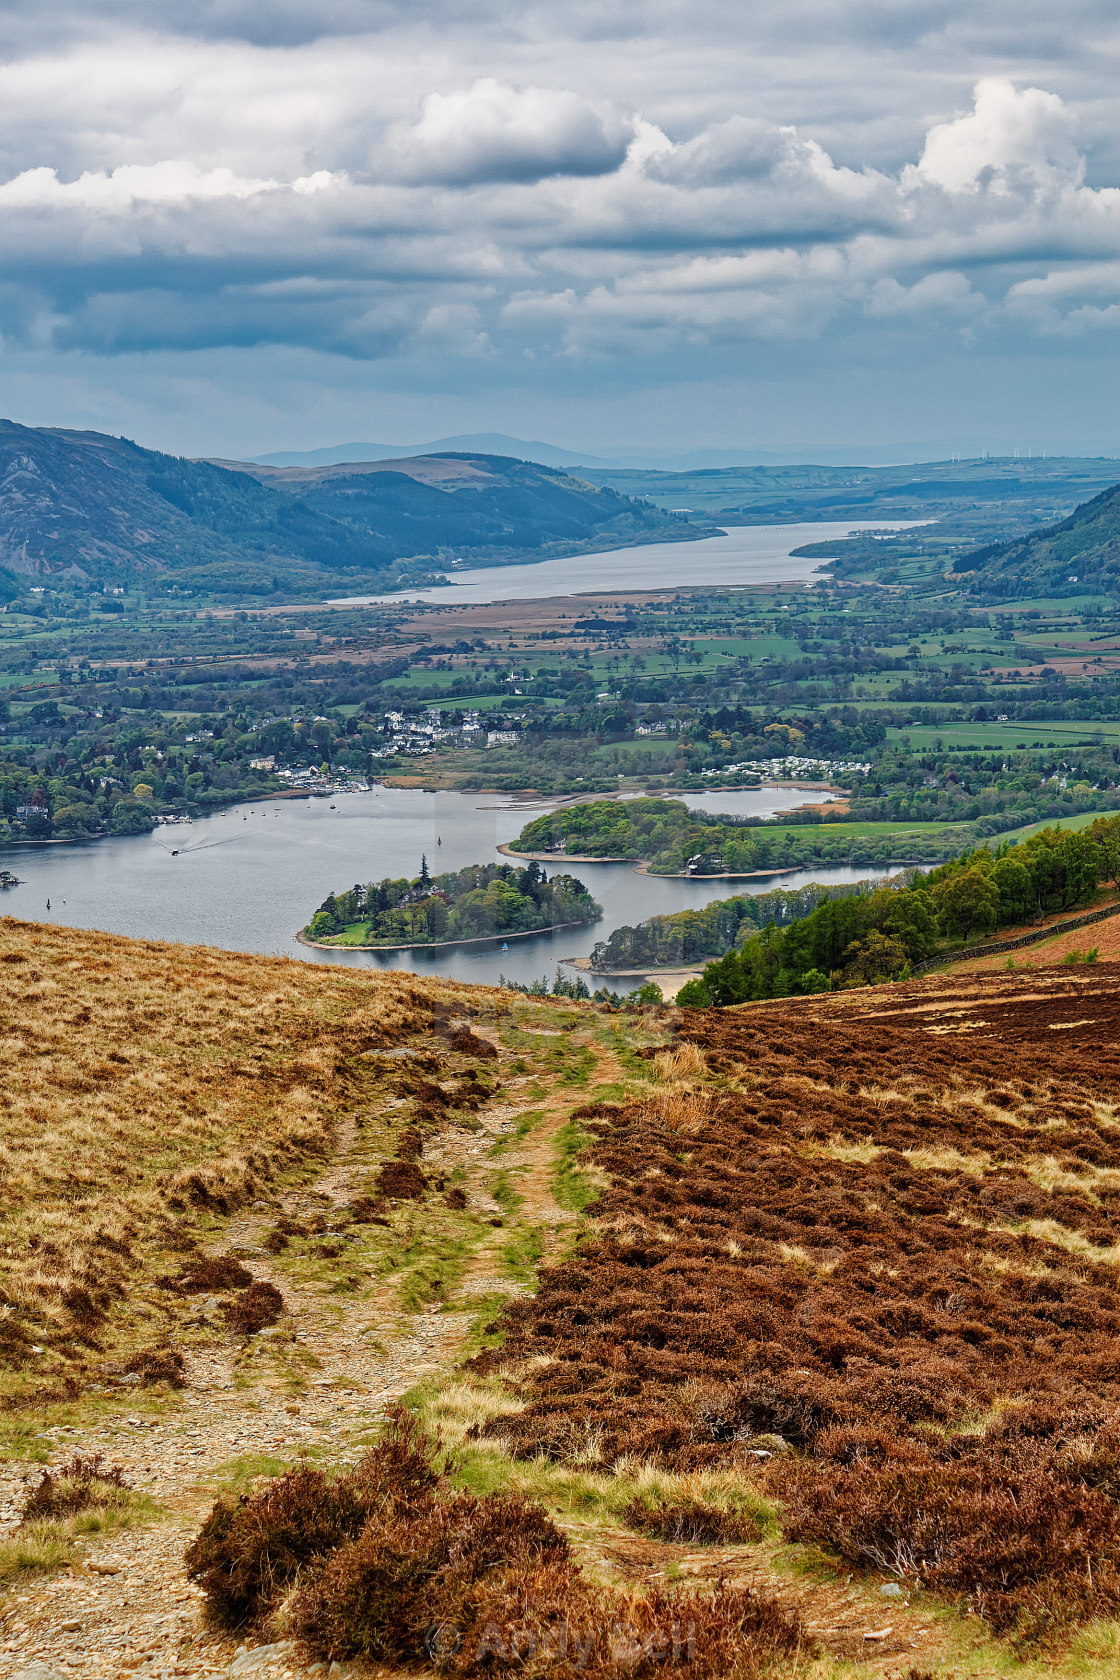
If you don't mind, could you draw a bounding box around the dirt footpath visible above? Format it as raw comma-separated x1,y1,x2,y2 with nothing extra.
0,1023,586,1680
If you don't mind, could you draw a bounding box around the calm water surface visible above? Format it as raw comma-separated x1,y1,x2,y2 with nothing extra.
334,521,923,606
4,785,873,985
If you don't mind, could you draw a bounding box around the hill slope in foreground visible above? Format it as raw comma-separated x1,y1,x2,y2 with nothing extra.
4,922,1120,1677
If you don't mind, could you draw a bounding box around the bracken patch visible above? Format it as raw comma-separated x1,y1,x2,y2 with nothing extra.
223,1282,285,1336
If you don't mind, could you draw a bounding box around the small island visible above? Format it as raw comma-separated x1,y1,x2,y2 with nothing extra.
302,857,601,950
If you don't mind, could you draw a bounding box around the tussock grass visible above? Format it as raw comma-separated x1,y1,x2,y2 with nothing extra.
206,1452,300,1491
0,1453,159,1582
653,1042,707,1083
0,916,499,1389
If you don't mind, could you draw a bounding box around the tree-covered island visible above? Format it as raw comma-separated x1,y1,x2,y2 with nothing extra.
303,858,600,949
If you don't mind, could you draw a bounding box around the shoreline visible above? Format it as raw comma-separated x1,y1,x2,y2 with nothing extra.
564,954,704,1001
295,915,599,954
497,843,631,864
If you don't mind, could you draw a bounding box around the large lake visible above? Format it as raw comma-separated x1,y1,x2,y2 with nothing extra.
2,785,877,987
333,521,922,606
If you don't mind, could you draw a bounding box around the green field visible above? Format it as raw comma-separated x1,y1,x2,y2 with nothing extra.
758,818,973,845
989,808,1120,845
887,720,1120,751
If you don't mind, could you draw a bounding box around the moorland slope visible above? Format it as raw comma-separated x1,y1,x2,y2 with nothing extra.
4,924,1120,1679
484,968,1120,1656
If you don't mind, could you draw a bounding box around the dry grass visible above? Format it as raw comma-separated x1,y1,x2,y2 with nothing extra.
652,1043,707,1083
0,916,496,1395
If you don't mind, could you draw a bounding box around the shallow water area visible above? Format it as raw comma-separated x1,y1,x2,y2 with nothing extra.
2,784,874,987
332,521,924,606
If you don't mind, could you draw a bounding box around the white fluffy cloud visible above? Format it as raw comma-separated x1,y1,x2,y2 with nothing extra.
0,162,338,210
0,69,1112,365
912,78,1084,195
387,79,635,184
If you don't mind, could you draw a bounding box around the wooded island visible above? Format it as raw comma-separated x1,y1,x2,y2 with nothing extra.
304,858,600,949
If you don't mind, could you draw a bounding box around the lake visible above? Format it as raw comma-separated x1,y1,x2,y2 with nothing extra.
1,785,878,987
332,521,923,606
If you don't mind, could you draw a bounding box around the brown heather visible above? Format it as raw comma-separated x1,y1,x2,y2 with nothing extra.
0,915,494,1397
479,964,1120,1645
189,1408,808,1679
20,1453,130,1523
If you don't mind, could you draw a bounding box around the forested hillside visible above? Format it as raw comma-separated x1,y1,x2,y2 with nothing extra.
675,817,1118,1002
956,482,1120,599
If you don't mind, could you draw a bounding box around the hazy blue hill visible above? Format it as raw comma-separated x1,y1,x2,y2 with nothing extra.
0,421,698,600
579,456,1120,522
253,433,603,469
954,481,1120,597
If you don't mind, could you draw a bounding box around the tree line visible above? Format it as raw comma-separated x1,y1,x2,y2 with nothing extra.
589,881,884,971
676,817,1120,1005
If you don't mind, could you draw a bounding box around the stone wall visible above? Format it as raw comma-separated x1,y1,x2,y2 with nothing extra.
916,898,1120,973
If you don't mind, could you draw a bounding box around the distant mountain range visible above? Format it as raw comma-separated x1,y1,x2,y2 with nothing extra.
955,482,1120,598
0,421,700,601
254,434,595,470
1,414,1116,605
255,434,1120,472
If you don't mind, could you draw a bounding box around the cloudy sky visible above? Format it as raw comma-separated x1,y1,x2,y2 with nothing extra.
0,0,1116,459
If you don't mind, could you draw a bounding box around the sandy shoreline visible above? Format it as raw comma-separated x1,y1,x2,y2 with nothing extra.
564,954,705,1000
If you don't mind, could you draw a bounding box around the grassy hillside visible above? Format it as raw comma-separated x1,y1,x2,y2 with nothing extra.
956,481,1120,599
0,916,491,1403
0,421,700,600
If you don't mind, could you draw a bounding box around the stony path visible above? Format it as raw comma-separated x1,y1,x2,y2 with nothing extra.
0,1025,589,1680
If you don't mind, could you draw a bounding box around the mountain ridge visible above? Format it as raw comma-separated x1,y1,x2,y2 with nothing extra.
254,435,1120,472
252,433,603,469
0,420,699,601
